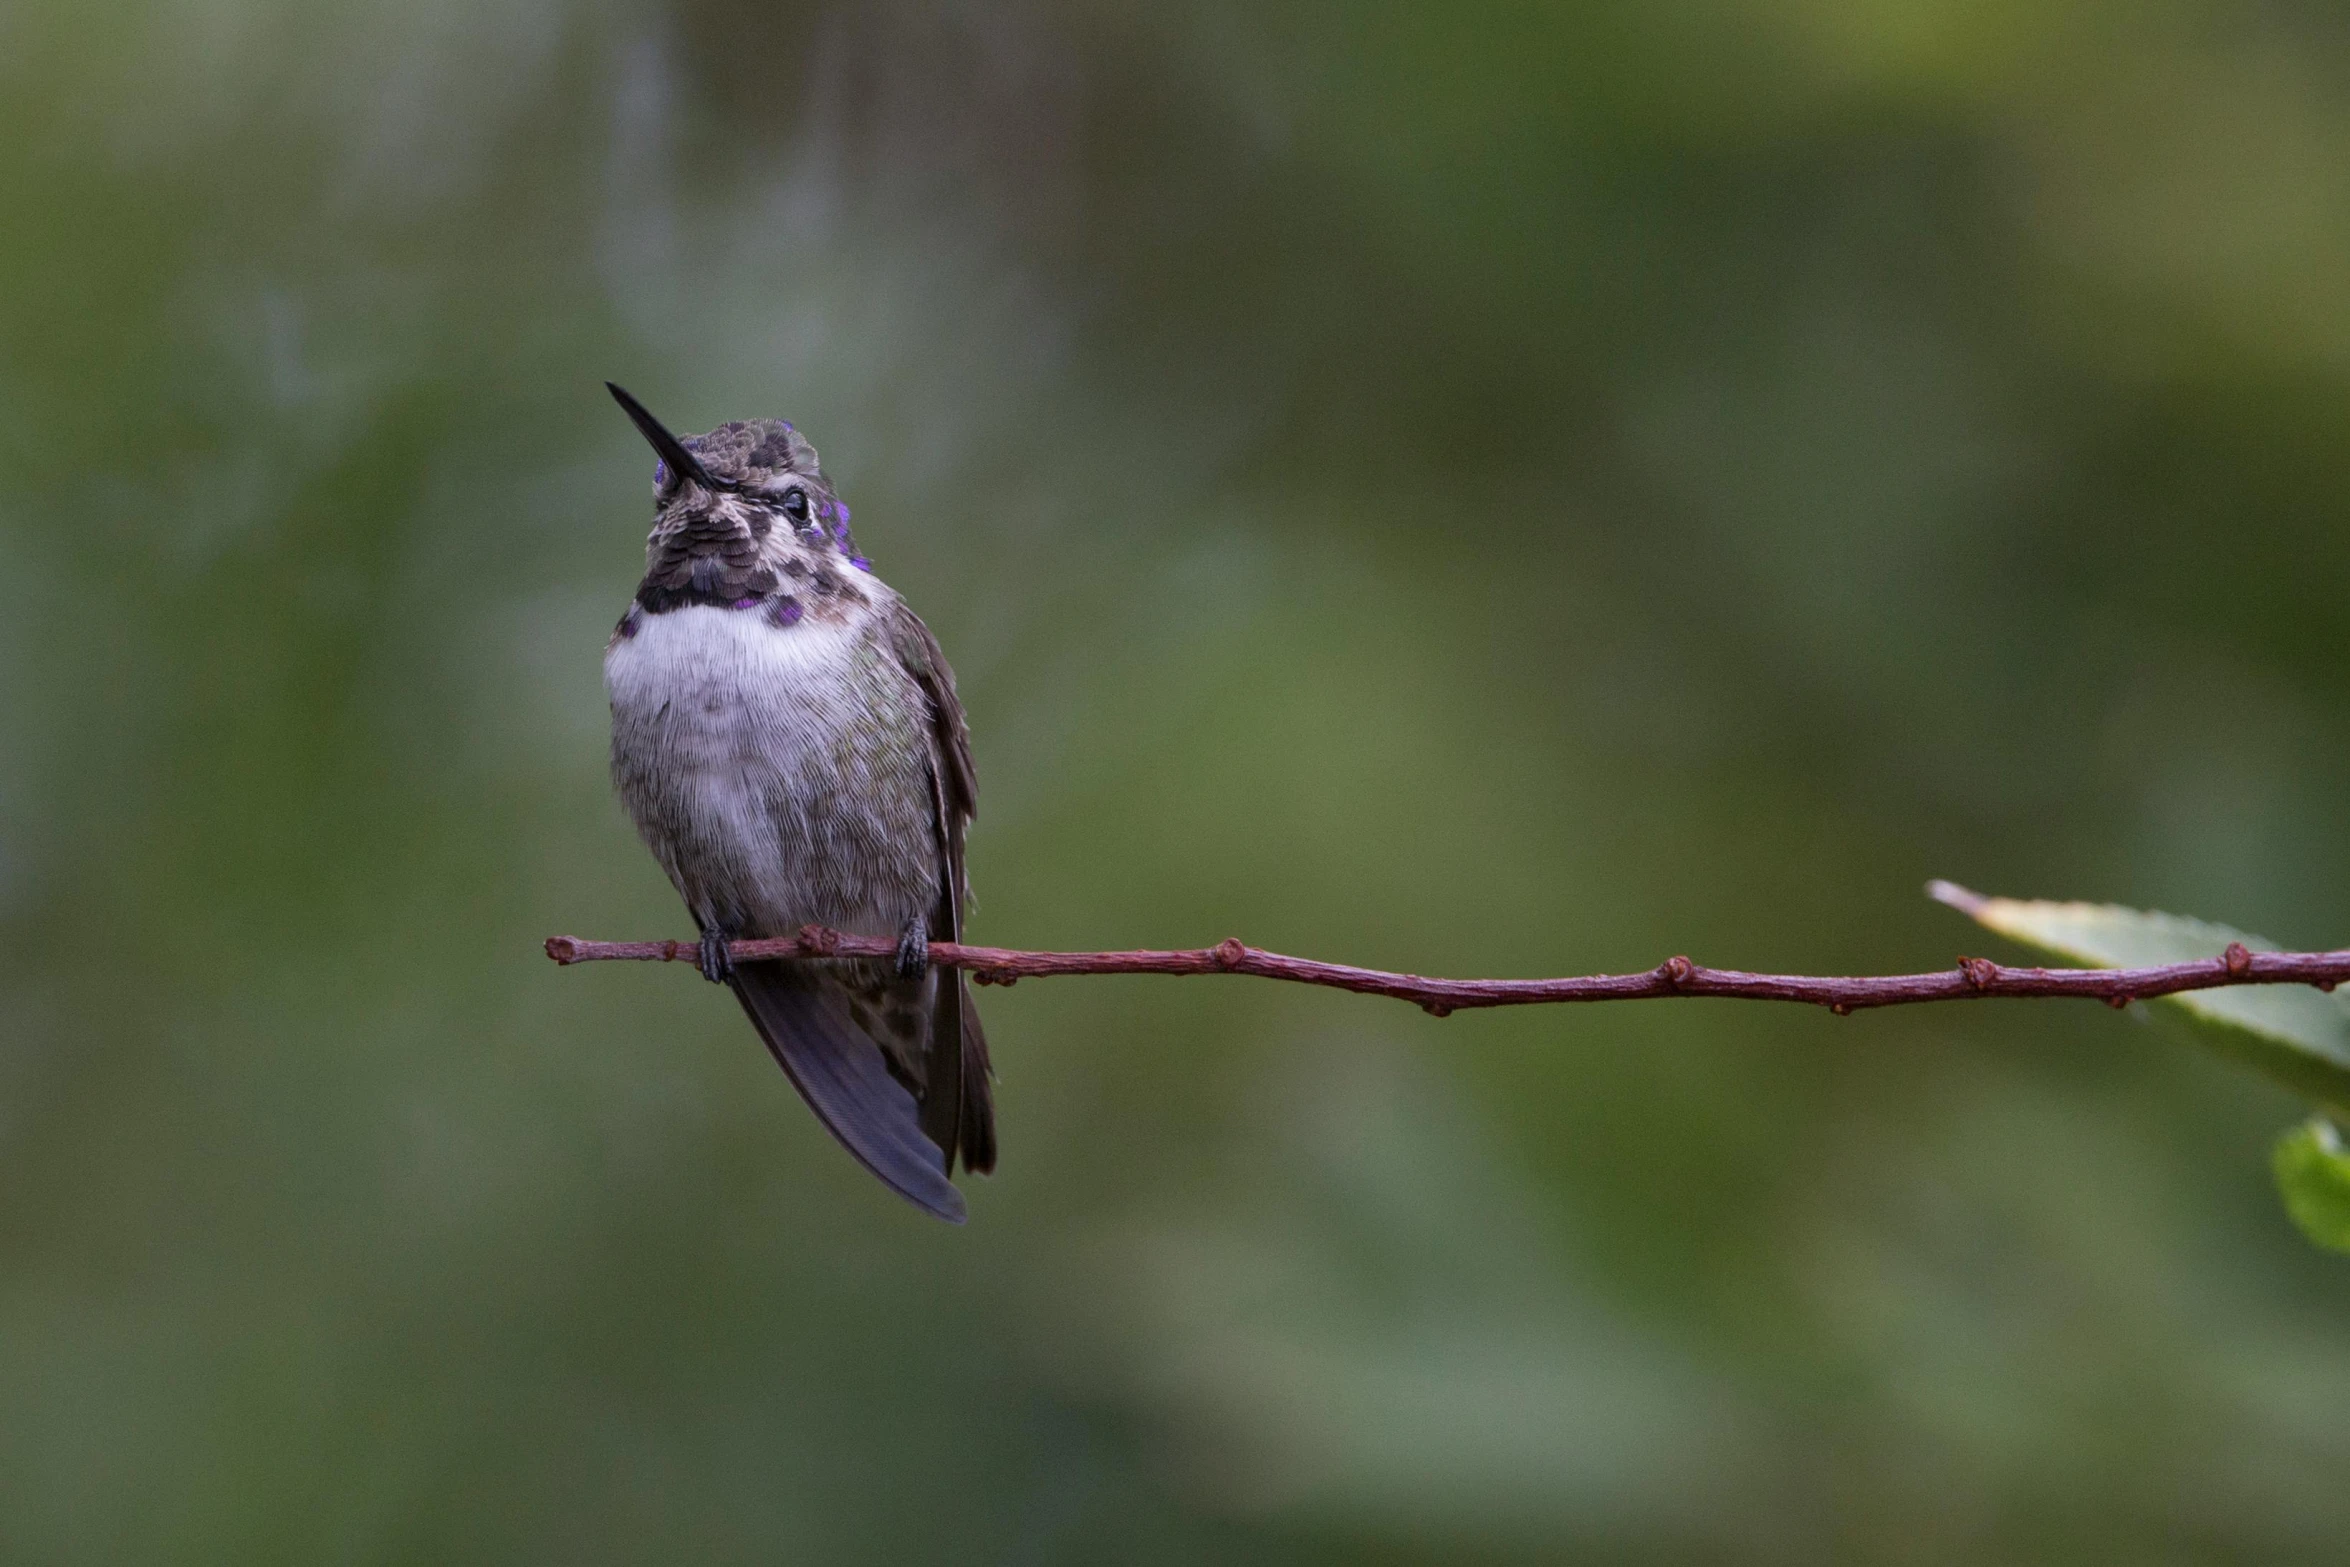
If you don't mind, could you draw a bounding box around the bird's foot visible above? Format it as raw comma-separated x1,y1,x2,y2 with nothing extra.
896,915,929,981
698,927,736,985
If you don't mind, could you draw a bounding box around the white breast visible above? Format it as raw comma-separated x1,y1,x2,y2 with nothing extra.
605,603,877,823
607,603,858,718
603,601,930,935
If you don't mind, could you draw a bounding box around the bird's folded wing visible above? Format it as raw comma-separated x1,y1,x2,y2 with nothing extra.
888,601,996,1178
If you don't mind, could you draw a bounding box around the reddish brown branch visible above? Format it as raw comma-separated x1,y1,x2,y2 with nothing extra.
545,901,2350,1019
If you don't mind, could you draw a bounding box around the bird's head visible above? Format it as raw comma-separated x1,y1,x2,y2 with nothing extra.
608,382,872,621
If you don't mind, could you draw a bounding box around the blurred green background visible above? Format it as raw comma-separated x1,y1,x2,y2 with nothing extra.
6,1,2350,1560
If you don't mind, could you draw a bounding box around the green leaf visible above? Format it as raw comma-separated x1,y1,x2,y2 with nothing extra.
1928,881,2350,1114
2272,1120,2350,1253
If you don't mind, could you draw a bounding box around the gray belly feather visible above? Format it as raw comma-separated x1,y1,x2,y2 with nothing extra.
605,604,937,939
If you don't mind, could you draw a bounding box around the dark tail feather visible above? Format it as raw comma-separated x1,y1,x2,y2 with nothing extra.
729,960,966,1223
958,985,997,1175
918,967,963,1171
920,972,997,1177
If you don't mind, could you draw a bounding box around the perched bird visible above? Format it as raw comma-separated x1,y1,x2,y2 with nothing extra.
601,383,993,1221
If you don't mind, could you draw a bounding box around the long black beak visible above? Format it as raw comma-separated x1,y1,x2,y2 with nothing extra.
607,382,725,491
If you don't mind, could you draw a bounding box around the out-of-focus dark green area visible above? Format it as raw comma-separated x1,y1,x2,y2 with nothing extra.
5,1,2350,1559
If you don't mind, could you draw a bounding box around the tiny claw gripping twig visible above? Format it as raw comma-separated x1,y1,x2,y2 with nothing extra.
1960,956,1999,989
696,929,734,985
895,917,930,980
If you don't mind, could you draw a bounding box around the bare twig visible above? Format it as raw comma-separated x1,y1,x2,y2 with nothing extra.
545,883,2350,1020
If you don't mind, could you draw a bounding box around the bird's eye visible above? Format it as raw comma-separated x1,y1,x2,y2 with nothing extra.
783,487,810,524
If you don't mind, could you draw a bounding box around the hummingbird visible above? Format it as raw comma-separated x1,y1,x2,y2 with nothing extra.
601,383,994,1222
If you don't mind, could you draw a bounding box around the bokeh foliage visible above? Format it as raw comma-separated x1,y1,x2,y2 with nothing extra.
5,1,2350,1560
